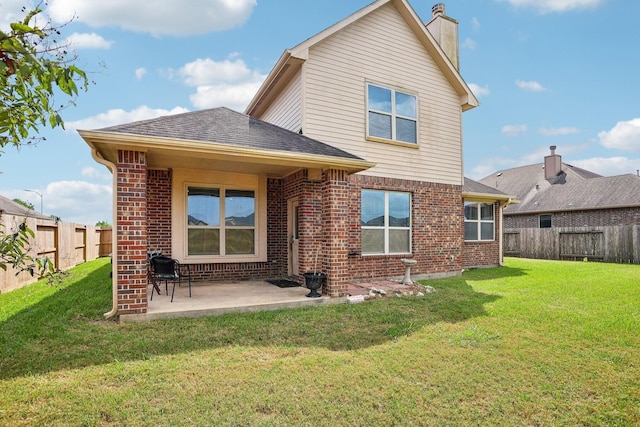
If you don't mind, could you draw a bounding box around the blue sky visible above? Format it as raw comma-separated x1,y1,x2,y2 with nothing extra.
1,0,639,225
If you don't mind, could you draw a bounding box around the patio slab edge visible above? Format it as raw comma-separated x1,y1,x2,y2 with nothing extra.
119,296,345,323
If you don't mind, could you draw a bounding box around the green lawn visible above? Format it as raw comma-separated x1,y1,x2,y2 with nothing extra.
1,257,638,426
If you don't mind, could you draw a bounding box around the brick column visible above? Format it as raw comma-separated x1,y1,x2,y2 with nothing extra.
116,150,148,314
322,169,349,296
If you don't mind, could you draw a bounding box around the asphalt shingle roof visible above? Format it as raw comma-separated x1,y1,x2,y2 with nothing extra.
0,195,50,219
479,162,640,214
98,107,364,161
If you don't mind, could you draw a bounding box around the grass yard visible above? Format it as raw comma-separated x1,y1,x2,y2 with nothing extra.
0,257,638,426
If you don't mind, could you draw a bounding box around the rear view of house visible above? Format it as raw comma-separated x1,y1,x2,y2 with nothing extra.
80,0,509,316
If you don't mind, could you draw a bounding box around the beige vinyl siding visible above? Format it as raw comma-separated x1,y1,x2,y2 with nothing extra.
303,3,463,185
260,72,302,133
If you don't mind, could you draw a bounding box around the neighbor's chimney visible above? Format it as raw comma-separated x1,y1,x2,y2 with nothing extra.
426,3,459,70
544,145,562,180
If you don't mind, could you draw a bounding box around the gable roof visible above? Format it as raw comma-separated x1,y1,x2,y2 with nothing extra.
479,162,640,214
245,0,478,117
463,177,517,204
79,107,375,176
0,195,50,220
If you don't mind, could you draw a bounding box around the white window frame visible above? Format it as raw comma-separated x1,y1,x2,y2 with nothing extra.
171,169,267,264
361,189,412,255
186,186,256,257
464,202,495,241
366,83,418,145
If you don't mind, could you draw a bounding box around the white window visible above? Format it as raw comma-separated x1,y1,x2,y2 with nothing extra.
464,202,495,241
367,83,417,144
187,187,256,256
361,190,411,254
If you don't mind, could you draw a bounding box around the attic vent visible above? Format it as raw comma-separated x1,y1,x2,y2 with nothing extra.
432,3,445,17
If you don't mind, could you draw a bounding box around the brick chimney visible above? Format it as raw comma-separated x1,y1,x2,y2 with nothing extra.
544,145,562,179
426,3,459,70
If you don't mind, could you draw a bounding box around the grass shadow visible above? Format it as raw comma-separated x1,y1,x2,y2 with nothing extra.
0,260,502,380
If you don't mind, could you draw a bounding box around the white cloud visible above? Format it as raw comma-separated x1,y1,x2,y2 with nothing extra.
598,118,640,152
81,166,110,180
189,82,264,111
516,80,549,92
571,156,640,177
502,124,528,137
506,0,607,13
67,105,190,130
177,57,266,111
468,83,490,98
135,68,147,80
539,127,580,136
471,17,480,31
65,32,112,49
47,0,257,36
43,180,112,225
461,37,477,50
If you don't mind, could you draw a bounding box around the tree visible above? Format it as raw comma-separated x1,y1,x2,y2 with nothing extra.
12,198,35,210
0,4,88,281
0,3,88,151
95,220,111,228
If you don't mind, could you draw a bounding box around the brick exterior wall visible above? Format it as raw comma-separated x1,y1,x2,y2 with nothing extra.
147,169,172,256
116,150,148,315
347,175,463,279
505,207,640,229
131,167,484,307
462,202,501,268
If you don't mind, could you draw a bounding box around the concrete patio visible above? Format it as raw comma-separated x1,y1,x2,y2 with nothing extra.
119,280,344,323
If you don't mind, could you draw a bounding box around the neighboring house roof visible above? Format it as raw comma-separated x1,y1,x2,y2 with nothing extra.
479,162,640,214
463,178,517,204
79,107,375,176
0,195,50,220
245,0,479,117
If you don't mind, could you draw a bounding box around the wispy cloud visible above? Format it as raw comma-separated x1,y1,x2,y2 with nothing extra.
66,106,190,130
516,80,549,92
502,124,528,137
506,0,607,13
468,83,490,98
65,32,113,49
539,127,580,136
135,68,147,80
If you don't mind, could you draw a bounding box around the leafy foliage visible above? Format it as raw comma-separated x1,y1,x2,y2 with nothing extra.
0,220,53,278
0,4,89,152
95,220,111,227
12,198,34,210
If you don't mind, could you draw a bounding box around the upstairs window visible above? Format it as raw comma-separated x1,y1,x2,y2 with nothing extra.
367,84,417,144
464,202,495,241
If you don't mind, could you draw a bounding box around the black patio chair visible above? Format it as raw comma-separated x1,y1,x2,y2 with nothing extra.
149,255,192,302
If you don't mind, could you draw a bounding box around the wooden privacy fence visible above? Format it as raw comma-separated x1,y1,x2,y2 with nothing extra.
504,225,640,264
0,213,112,293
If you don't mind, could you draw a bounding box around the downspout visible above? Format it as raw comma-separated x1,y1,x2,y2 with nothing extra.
498,198,513,266
90,147,119,319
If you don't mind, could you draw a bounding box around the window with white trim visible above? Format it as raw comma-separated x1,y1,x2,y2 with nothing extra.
464,202,495,241
361,189,411,254
367,83,417,144
187,187,256,256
